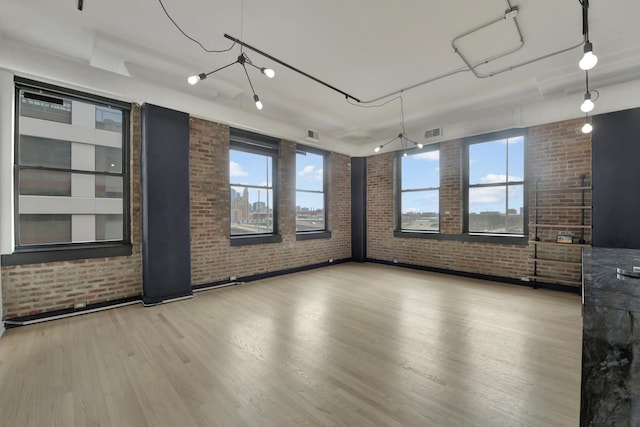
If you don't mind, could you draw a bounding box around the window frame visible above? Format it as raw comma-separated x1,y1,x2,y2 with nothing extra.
295,144,331,240
229,128,282,246
2,77,132,265
463,128,528,240
395,144,441,235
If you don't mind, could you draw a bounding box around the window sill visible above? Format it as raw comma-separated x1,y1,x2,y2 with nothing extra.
230,234,283,246
394,230,440,239
296,231,332,241
1,243,133,266
394,230,527,245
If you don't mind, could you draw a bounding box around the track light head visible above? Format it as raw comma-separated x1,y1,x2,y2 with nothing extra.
254,94,263,110
579,42,598,71
582,114,593,134
403,152,408,157
261,68,275,78
374,145,382,153
416,143,424,149
188,73,207,86
581,92,594,113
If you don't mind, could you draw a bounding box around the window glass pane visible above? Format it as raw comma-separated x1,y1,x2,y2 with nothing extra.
469,140,507,185
401,190,439,231
95,106,123,133
19,214,71,245
507,184,524,234
230,147,275,236
95,175,123,198
469,186,507,233
96,214,123,241
507,136,524,182
19,135,71,169
19,170,71,196
230,150,271,187
231,186,273,235
402,150,439,190
20,92,72,124
95,146,123,173
15,82,128,248
296,191,324,231
296,152,323,191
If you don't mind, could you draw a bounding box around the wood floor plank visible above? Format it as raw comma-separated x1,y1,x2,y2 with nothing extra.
0,263,582,426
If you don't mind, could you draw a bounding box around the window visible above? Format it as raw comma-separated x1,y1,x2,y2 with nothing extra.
14,79,130,250
295,148,327,233
465,130,526,235
229,129,280,245
398,147,440,232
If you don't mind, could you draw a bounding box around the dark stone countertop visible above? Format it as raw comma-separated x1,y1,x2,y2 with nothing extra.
581,247,640,426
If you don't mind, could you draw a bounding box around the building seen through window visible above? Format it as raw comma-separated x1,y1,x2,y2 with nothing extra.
15,82,128,247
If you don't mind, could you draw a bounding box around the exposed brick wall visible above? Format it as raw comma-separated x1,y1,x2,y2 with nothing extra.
189,117,351,286
367,117,592,286
1,105,144,318
1,110,590,318
528,118,592,284
1,111,351,319
440,140,462,234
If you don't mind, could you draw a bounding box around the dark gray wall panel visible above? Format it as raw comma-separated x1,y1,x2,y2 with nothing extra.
351,157,367,262
141,104,192,303
592,108,640,249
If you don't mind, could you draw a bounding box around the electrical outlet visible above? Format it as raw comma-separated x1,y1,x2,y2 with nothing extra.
521,277,530,282
393,259,399,264
74,301,87,309
230,276,237,281
328,259,334,263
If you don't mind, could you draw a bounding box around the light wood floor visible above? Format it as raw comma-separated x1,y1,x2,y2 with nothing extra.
0,263,582,426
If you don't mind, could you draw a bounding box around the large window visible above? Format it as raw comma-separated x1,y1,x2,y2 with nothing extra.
14,79,129,250
465,131,526,235
398,147,440,232
295,148,327,232
229,129,279,242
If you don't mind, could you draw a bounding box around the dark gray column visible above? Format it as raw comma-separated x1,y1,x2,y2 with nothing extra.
141,104,192,303
593,108,640,249
351,157,367,262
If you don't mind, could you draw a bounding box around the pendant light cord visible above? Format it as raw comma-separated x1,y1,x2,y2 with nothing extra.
157,0,236,53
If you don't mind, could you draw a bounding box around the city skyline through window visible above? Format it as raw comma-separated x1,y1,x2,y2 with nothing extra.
230,149,274,235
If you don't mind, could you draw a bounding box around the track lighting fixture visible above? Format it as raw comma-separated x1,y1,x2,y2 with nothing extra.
187,53,273,111
261,68,275,79
373,97,426,154
579,42,598,71
578,0,597,71
581,116,593,134
580,92,594,113
253,94,263,110
374,132,425,154
578,0,598,133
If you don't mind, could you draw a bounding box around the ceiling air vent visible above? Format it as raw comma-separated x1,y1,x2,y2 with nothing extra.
424,127,442,140
306,129,319,142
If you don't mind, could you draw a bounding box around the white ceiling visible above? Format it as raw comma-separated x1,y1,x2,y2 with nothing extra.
1,0,640,155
